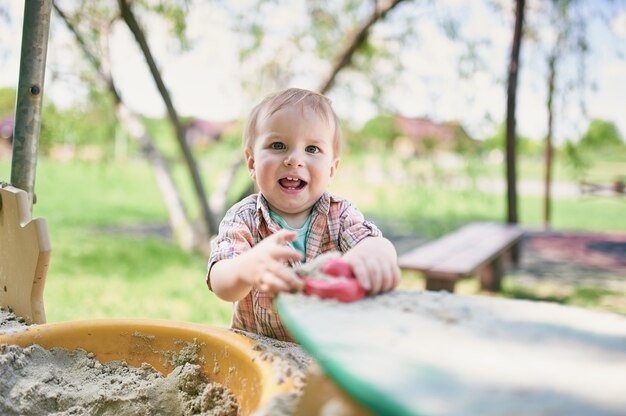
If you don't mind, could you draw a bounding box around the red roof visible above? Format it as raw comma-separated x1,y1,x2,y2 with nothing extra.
394,116,454,142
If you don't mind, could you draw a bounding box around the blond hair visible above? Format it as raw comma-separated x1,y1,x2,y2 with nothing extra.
243,88,342,156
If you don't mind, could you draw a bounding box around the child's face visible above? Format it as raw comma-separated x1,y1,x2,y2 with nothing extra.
245,105,340,226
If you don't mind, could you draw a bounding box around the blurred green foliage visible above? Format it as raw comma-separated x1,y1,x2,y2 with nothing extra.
359,114,400,147
1,86,121,157
561,139,590,182
560,119,625,182
579,119,625,150
0,87,15,115
481,122,542,155
39,102,117,156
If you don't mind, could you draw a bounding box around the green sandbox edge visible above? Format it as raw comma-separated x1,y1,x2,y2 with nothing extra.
276,295,422,416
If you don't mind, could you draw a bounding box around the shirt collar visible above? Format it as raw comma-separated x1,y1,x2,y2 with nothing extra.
313,192,331,215
255,193,275,231
255,192,331,229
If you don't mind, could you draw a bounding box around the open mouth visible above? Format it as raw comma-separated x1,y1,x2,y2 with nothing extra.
278,176,307,190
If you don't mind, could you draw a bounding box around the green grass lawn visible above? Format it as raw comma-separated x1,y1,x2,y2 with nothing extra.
0,158,232,325
1,148,624,324
333,151,626,235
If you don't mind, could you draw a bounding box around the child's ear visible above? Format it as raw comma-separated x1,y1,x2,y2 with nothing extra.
329,157,340,179
244,149,256,180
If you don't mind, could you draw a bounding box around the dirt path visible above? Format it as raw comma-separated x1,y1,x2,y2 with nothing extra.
513,230,626,287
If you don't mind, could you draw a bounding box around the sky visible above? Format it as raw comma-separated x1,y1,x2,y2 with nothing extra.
1,1,625,145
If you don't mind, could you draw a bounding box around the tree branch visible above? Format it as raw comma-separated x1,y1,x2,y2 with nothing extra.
317,0,407,93
117,0,218,237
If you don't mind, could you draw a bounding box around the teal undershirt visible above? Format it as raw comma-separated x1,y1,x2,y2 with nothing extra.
269,210,312,259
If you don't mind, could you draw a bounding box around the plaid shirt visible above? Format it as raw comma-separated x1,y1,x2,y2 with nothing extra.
207,192,381,341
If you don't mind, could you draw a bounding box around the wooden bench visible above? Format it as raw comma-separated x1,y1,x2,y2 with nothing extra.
398,222,523,292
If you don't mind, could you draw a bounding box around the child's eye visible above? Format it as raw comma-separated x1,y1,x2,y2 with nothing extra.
270,142,286,150
305,145,320,154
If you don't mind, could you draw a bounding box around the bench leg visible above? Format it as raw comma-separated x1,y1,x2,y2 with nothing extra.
479,256,504,291
504,242,522,267
425,276,456,292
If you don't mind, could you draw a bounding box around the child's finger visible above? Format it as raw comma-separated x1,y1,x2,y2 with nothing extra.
350,261,371,292
267,266,302,293
289,275,304,292
271,246,304,262
285,267,305,291
268,229,298,244
382,263,399,292
269,256,305,291
378,262,394,292
392,263,401,288
273,264,300,284
366,259,383,294
260,272,290,294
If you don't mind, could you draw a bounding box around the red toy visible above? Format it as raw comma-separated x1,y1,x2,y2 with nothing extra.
300,258,366,303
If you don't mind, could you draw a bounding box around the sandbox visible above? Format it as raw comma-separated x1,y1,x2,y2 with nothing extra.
0,315,305,415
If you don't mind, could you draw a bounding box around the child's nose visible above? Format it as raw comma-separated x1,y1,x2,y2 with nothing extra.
284,152,305,167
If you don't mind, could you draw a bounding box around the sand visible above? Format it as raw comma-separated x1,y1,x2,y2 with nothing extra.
240,331,310,416
0,308,29,336
0,343,238,415
0,307,309,416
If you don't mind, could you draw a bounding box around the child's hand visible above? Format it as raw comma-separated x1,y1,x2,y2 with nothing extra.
243,230,304,294
342,237,400,294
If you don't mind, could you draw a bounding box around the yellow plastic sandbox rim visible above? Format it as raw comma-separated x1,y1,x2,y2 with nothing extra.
0,318,294,414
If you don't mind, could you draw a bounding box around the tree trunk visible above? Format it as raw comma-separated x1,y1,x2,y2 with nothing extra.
115,104,196,250
505,0,526,224
317,0,406,94
209,155,245,216
117,0,218,242
543,53,556,229
53,3,196,251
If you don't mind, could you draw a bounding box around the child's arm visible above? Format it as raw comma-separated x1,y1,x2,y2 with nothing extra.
209,230,304,301
342,236,400,294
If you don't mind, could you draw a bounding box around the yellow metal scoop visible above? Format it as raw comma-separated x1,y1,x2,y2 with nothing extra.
0,185,50,324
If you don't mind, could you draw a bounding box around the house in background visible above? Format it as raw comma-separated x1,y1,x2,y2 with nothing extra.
393,115,478,155
184,118,235,149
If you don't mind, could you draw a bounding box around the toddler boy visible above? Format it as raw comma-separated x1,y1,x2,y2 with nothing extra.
207,88,400,341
